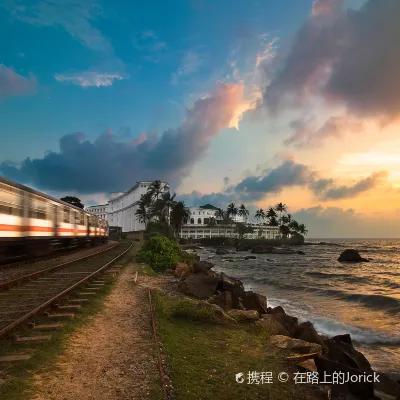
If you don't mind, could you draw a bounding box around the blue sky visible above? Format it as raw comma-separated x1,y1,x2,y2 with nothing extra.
2,0,400,237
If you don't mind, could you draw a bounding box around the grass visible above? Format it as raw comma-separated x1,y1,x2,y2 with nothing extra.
0,239,163,400
153,293,319,400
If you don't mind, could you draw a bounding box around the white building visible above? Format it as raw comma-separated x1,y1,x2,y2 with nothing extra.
179,204,279,239
107,181,169,233
86,204,108,222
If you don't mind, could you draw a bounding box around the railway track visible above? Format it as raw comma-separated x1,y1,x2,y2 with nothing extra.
0,241,132,338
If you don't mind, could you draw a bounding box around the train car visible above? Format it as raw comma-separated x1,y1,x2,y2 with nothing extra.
0,176,108,262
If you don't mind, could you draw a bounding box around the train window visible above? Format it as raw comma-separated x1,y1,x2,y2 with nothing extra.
79,213,85,225
63,208,70,223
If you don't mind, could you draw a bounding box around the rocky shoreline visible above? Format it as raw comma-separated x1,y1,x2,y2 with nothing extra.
170,245,400,400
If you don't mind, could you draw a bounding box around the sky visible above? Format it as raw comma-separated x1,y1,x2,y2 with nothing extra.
1,0,400,238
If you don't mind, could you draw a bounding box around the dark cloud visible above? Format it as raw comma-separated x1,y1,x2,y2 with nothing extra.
284,116,363,148
0,82,244,193
263,0,400,120
0,64,37,99
223,176,230,186
229,160,386,202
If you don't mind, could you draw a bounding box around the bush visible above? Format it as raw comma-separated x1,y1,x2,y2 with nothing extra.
137,236,196,272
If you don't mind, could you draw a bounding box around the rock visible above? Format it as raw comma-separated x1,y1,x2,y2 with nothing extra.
323,336,372,372
217,273,246,298
174,262,194,278
293,321,327,352
271,313,298,336
193,260,214,273
242,291,268,314
178,272,220,299
374,372,400,399
166,269,174,275
244,255,257,260
193,301,236,324
314,356,374,399
209,291,233,311
271,247,295,254
270,306,286,314
251,245,273,254
332,333,353,345
258,315,290,336
338,249,369,263
269,335,323,355
228,309,260,322
296,359,318,373
236,243,249,251
296,250,305,255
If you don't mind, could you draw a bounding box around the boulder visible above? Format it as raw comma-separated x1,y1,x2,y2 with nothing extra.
193,260,214,273
216,248,230,255
374,372,400,399
338,249,369,263
242,291,268,314
178,272,219,299
296,250,305,255
193,301,236,324
228,309,260,322
332,333,353,345
174,262,193,278
208,291,233,311
258,315,290,336
217,273,246,298
270,306,286,314
271,313,298,336
244,255,257,260
293,321,327,352
314,356,374,399
251,245,273,254
269,335,323,355
271,247,295,254
236,243,249,251
323,336,372,372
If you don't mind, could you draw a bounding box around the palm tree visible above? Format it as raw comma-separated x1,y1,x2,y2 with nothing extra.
227,203,238,222
298,223,308,236
207,217,218,237
254,209,265,225
161,191,176,225
275,202,287,226
170,201,191,237
280,225,291,239
289,220,300,234
266,207,277,221
238,204,249,224
149,180,165,202
134,192,153,227
215,208,224,220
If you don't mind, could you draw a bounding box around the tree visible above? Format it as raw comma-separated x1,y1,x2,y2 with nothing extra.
275,202,287,226
215,208,225,220
266,207,277,221
160,191,176,224
238,204,249,223
254,209,265,224
134,191,153,227
170,201,191,237
289,219,300,234
234,222,254,239
61,196,84,209
149,180,165,202
227,203,238,222
298,223,308,236
279,224,291,239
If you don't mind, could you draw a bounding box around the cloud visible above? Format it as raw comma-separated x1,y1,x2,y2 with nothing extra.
230,160,387,202
171,51,202,84
0,64,37,99
2,0,112,53
132,30,168,63
54,71,126,88
284,116,364,147
293,206,400,238
262,0,400,121
223,177,230,186
0,82,246,193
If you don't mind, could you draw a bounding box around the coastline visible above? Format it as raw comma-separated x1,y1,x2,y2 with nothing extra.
170,242,400,399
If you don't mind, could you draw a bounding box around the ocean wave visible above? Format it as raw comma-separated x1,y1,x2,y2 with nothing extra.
305,271,350,279
310,317,400,345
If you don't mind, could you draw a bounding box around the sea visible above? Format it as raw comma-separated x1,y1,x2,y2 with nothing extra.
193,239,400,378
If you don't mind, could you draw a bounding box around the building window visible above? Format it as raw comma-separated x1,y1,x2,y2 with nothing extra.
197,218,202,224
190,218,194,224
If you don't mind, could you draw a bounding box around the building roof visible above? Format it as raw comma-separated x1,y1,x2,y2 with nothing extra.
199,204,219,210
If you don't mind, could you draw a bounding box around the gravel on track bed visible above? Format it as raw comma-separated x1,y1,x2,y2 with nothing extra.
0,241,118,284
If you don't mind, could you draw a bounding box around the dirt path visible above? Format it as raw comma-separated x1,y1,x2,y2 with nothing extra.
33,263,160,400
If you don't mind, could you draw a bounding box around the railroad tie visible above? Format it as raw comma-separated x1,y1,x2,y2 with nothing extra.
0,354,31,362
68,298,89,303
77,292,96,296
32,323,64,331
15,335,52,344
57,305,81,312
47,313,75,320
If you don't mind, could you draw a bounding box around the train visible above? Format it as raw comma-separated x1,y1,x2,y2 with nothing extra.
0,176,108,263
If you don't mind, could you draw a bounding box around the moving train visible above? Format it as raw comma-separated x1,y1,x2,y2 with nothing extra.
0,176,108,263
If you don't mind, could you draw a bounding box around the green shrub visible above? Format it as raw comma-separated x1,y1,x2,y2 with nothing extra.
137,236,196,272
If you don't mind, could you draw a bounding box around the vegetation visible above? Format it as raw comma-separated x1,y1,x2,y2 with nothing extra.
60,196,84,209
136,236,195,272
154,293,317,400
